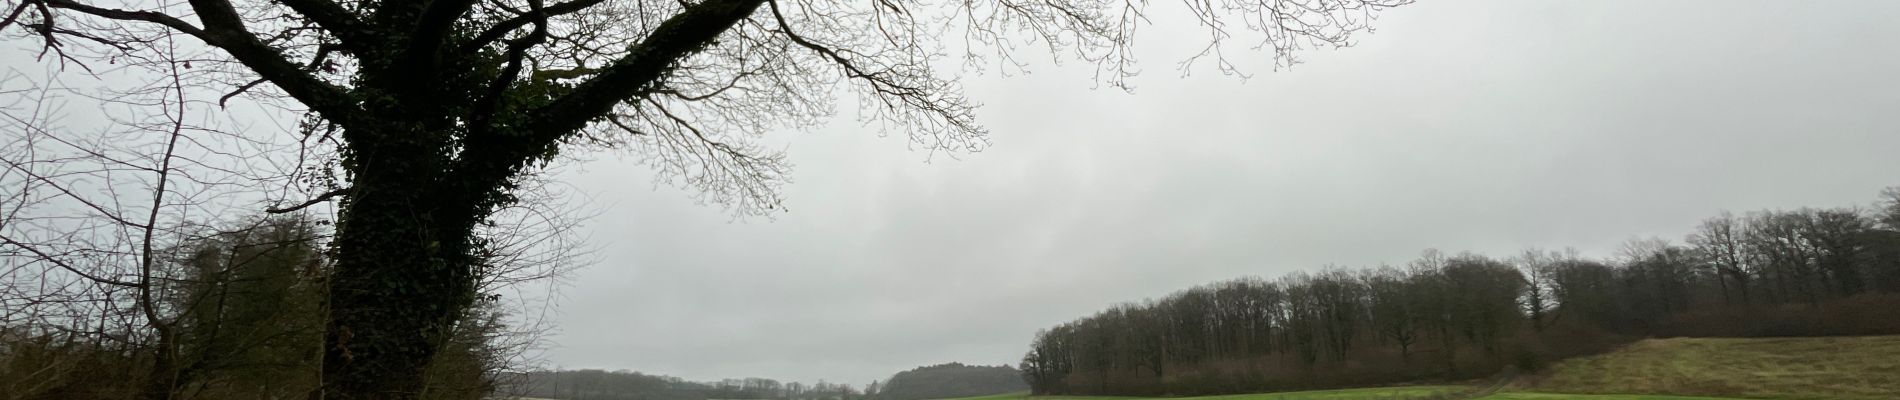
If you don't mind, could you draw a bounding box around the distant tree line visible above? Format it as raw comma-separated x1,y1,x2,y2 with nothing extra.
511,362,1028,400
509,370,870,400
872,363,1026,400
1020,187,1900,396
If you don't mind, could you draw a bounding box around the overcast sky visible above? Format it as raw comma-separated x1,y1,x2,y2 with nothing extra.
541,1,1900,385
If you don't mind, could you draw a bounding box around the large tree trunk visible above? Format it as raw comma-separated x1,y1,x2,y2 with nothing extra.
322,151,479,399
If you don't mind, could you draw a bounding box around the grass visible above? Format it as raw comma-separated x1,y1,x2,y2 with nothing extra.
1479,394,1747,400
1176,386,1468,400
937,386,1469,400
945,336,1899,400
943,393,1036,400
937,388,1761,400
1517,335,1900,400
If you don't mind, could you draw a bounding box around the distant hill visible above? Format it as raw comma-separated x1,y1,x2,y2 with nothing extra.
874,363,1028,400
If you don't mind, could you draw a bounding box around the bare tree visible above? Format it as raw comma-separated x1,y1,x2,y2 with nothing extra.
4,0,1412,396
1688,212,1751,305
1513,248,1560,331
2,64,581,399
0,38,303,398
1363,267,1417,360
1879,187,1900,230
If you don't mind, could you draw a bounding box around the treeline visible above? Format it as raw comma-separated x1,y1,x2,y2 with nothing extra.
1019,188,1900,396
874,363,1027,400
508,370,871,400
0,215,542,399
510,362,1027,400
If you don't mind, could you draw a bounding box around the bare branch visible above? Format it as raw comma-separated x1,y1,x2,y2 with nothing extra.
265,186,350,214
461,0,609,53
0,234,142,287
274,0,377,54
37,0,363,129
519,0,765,141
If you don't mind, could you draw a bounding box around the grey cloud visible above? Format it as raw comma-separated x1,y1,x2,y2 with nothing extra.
542,0,1900,386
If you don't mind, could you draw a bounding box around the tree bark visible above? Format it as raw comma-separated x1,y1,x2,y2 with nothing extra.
321,149,479,399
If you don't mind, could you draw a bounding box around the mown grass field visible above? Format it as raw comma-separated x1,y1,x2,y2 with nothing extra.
940,386,1469,400
1478,394,1745,400
1518,335,1900,400
940,335,1899,400
936,388,1749,400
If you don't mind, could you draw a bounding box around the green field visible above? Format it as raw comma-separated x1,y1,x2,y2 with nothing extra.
937,386,1468,400
1518,336,1900,400
1099,386,1465,399
1479,394,1745,400
935,388,1752,400
942,336,1900,400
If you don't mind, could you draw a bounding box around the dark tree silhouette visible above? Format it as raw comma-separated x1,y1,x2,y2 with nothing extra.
2,0,1412,397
